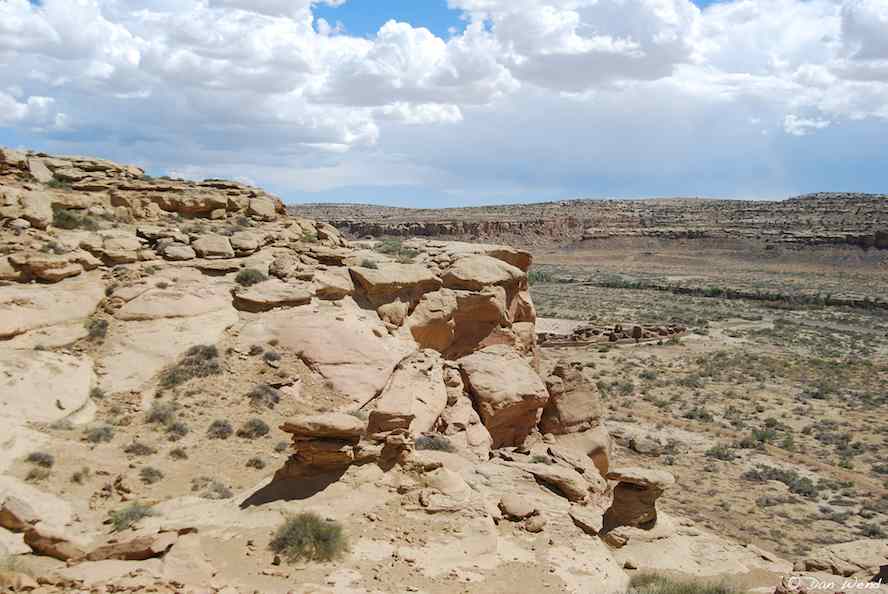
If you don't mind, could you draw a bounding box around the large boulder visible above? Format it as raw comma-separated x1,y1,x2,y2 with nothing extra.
441,255,525,292
458,345,549,448
540,362,604,435
602,467,675,534
277,413,365,477
349,263,442,308
271,301,416,404
367,350,447,437
233,279,313,313
192,234,234,259
313,267,354,300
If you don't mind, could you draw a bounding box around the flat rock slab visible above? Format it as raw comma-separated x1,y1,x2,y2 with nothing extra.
0,272,105,340
233,279,312,312
0,350,94,426
281,413,365,440
100,307,237,393
116,285,232,321
271,299,416,404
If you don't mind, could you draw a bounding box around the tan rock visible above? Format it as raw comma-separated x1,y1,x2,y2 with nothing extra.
794,539,888,578
458,345,549,448
441,255,525,291
313,267,354,300
280,413,365,440
233,279,313,313
24,522,86,561
0,570,38,592
248,197,277,221
0,350,94,426
0,271,104,339
116,285,231,320
367,350,447,437
349,263,442,307
499,494,536,520
19,191,53,229
540,363,603,435
162,242,196,260
230,231,260,255
192,234,234,259
507,461,591,502
85,531,179,561
27,158,53,183
603,467,675,532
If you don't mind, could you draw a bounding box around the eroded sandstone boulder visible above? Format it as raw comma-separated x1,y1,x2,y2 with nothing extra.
277,413,366,478
366,350,447,438
602,467,675,536
459,345,549,448
540,362,604,435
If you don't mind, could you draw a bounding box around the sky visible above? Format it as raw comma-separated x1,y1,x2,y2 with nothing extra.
1,0,887,206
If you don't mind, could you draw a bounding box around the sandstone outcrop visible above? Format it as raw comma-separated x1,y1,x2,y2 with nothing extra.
459,345,549,448
540,362,603,435
602,467,675,538
277,413,366,478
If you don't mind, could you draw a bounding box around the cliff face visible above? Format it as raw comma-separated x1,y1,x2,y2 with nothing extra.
290,193,888,249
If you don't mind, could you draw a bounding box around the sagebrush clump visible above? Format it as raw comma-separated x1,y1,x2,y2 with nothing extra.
269,513,348,563
109,503,156,532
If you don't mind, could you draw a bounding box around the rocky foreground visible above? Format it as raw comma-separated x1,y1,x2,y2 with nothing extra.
1,148,885,593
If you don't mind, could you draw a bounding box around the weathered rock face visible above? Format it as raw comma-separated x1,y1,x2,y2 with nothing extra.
458,345,549,448
1,149,288,225
793,539,888,579
277,413,366,478
540,362,603,435
366,350,448,438
602,467,675,538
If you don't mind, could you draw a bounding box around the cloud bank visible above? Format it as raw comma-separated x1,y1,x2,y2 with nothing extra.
1,0,886,203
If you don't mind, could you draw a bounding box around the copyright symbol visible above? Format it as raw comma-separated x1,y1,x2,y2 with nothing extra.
786,576,802,589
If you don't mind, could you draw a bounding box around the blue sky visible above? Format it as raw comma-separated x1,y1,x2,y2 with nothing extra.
1,0,885,206
314,0,467,38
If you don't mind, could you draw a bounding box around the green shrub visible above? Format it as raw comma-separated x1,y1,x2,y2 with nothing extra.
86,318,109,340
704,444,736,462
246,457,266,469
25,467,50,482
248,385,282,409
84,425,114,443
52,206,98,230
627,572,737,594
124,441,156,456
146,400,177,425
70,466,91,484
274,441,289,453
25,451,55,468
165,420,189,441
159,345,222,388
90,386,105,400
139,466,163,484
237,418,270,439
741,465,819,498
191,477,233,499
109,503,156,532
169,447,188,460
207,419,233,439
263,351,282,363
527,269,554,285
235,268,267,287
415,434,455,452
360,259,378,269
269,513,348,563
